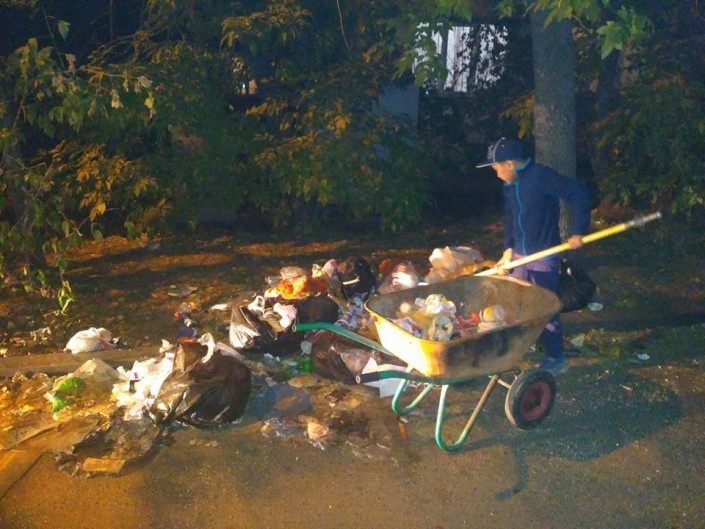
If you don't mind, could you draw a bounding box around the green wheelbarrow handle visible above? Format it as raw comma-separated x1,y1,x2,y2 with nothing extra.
292,321,393,355
355,370,439,384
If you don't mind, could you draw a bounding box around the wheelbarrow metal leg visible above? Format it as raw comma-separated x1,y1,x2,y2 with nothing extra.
434,374,500,452
391,379,436,415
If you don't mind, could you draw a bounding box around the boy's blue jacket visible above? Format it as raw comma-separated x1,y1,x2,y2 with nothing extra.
503,159,592,257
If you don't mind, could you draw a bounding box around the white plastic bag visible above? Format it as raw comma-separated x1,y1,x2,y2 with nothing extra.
112,348,176,421
64,327,115,354
377,261,421,294
360,358,408,398
425,246,486,284
428,246,483,270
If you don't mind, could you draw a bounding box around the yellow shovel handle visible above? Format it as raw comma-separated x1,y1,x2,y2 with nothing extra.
475,211,663,277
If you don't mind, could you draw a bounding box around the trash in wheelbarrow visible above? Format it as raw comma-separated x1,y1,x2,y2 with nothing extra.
365,274,561,379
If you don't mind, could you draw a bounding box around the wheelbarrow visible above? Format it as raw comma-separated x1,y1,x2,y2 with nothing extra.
294,274,563,452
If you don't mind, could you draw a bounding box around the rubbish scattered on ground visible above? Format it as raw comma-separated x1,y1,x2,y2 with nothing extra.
309,329,401,384
0,373,56,450
588,302,604,311
360,359,407,398
48,375,87,413
260,416,303,439
55,412,161,477
4,246,613,478
286,373,319,388
264,383,312,418
377,260,421,294
569,333,586,348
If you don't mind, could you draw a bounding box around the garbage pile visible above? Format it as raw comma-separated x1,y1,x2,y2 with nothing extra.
1,247,495,477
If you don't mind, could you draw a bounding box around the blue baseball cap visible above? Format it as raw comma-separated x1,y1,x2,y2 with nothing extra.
476,137,525,168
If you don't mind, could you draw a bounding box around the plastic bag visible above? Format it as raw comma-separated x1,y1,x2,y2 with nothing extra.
230,295,340,356
424,246,493,284
337,256,376,300
113,352,176,421
150,342,252,428
428,246,482,270
64,327,115,354
229,305,276,350
377,261,421,294
295,295,340,324
557,258,597,313
310,330,404,383
47,359,121,420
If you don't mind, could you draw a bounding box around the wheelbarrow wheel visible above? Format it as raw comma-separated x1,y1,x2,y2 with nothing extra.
505,368,556,429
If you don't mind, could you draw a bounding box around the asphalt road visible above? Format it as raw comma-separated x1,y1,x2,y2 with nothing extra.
1,343,704,529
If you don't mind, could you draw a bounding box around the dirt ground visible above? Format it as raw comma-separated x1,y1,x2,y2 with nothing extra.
1,207,705,529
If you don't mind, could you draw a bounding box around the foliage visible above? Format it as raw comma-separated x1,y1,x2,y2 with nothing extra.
0,0,441,305
1,0,703,311
496,0,653,58
220,0,434,232
500,92,534,140
593,1,705,216
0,6,164,296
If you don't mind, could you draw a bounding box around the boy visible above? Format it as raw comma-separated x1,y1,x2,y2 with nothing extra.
477,137,592,374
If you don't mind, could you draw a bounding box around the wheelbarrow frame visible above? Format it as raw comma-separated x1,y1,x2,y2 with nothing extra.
294,274,562,451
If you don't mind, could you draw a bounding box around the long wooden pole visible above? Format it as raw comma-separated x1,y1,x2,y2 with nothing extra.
475,211,663,277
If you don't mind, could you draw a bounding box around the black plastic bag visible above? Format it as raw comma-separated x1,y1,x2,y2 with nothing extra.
296,295,341,324
310,330,404,383
150,342,252,428
230,295,340,357
229,305,278,350
337,256,376,300
557,258,597,313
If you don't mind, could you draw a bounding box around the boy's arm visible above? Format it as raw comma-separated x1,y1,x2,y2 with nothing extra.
543,168,592,236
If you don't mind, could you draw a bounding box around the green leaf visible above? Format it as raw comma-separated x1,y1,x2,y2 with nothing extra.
57,20,70,40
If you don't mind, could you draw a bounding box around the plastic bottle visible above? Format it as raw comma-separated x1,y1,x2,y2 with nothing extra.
296,357,313,373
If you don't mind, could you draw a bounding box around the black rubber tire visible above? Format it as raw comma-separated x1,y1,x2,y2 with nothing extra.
505,368,556,429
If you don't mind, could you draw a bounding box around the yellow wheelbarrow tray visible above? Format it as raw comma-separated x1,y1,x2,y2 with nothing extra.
294,274,564,452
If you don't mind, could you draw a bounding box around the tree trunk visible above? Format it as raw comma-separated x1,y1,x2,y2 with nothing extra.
531,8,577,238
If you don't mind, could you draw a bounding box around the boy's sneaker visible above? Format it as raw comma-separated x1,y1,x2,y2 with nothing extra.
536,356,568,375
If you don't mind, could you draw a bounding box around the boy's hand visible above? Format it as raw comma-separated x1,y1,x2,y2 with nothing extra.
567,235,584,250
496,248,514,275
